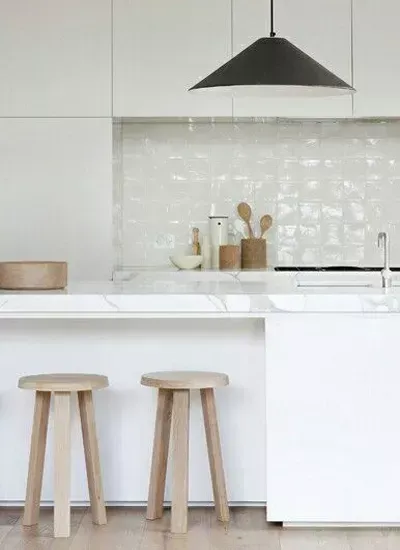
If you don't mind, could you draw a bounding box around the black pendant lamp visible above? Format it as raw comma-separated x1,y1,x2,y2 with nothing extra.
189,0,355,97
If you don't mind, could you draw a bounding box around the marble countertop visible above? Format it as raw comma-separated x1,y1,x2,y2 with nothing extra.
0,270,400,318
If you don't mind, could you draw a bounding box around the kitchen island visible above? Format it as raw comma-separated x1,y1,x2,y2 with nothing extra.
1,270,400,525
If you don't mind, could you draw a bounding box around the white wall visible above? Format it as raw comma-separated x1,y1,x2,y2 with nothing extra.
0,118,113,281
116,119,400,268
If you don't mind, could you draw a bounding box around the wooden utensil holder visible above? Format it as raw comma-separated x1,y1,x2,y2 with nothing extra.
241,239,267,269
219,245,241,270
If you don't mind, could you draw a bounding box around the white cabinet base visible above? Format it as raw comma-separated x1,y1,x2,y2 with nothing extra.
267,313,400,523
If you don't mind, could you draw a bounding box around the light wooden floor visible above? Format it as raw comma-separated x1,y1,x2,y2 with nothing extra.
0,507,399,549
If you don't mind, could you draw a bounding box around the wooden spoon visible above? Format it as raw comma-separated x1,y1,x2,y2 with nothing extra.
260,214,273,238
237,202,254,238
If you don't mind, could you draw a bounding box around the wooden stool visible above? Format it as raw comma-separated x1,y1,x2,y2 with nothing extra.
18,373,109,538
141,371,230,534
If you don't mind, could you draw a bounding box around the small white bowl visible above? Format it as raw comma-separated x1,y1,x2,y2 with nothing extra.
170,255,203,270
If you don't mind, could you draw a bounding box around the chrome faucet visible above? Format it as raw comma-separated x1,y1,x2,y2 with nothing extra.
377,231,392,288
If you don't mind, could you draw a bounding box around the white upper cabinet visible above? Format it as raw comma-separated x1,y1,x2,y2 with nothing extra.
0,119,112,280
0,0,111,117
233,0,353,118
113,0,232,117
353,0,400,117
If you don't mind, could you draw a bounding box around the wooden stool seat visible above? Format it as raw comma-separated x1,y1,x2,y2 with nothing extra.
19,373,108,538
141,370,229,390
18,373,109,392
142,370,230,534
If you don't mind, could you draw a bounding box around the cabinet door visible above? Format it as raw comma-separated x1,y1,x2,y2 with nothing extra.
353,0,400,117
267,314,400,523
233,0,352,118
113,0,232,117
0,0,111,116
0,119,112,280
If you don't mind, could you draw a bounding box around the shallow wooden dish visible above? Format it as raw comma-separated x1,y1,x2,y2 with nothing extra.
0,261,67,290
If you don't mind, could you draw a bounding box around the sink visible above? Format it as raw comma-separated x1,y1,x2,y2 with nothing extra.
0,262,67,290
297,281,374,288
294,271,379,289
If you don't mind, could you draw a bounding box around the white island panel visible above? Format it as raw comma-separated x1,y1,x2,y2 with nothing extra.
267,313,400,523
0,319,265,504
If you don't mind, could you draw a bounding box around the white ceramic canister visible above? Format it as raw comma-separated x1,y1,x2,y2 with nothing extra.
209,216,229,269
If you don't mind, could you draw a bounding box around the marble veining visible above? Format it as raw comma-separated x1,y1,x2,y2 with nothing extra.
1,271,400,317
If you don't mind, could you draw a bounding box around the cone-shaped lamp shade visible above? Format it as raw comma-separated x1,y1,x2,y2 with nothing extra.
189,37,355,97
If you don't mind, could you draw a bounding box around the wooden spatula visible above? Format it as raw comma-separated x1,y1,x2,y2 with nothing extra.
237,202,254,238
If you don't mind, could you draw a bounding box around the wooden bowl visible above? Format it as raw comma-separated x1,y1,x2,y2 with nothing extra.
0,262,68,290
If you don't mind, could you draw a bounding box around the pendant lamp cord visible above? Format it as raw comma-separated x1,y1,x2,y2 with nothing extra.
270,0,276,37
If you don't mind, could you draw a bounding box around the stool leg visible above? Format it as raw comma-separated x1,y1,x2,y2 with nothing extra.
54,392,71,538
78,390,107,526
147,389,173,520
23,391,51,526
201,388,230,523
171,389,190,534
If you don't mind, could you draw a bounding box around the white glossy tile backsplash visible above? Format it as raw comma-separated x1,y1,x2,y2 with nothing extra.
115,119,400,267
